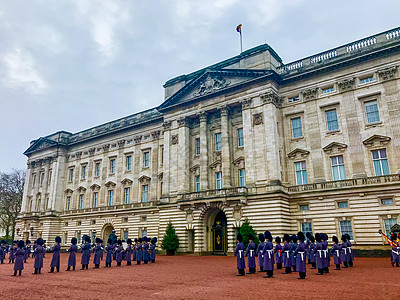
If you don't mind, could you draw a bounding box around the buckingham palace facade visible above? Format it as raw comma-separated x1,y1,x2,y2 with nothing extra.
16,27,400,254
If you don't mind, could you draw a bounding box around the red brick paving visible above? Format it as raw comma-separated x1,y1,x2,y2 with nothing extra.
0,254,399,299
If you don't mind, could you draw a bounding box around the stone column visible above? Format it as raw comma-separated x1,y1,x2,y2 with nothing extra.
220,106,232,188
199,111,209,191
162,121,172,196
21,164,32,213
178,118,190,193
241,99,255,186
150,130,161,200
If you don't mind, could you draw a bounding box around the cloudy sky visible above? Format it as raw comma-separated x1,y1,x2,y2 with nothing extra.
0,0,399,172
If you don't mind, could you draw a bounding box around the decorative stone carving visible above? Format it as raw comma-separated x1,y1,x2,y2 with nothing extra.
233,205,243,221
189,164,200,174
171,134,179,145
323,142,348,154
88,148,96,156
157,172,163,180
162,121,172,130
90,184,100,190
253,112,263,125
194,75,230,96
121,178,133,185
177,118,188,127
219,105,228,117
232,156,245,168
240,98,252,110
362,135,391,147
338,78,354,92
198,111,208,122
138,175,151,184
105,181,116,188
133,135,142,144
117,140,126,147
378,66,398,80
287,148,310,159
77,186,86,193
261,91,282,106
186,210,194,223
102,144,110,152
151,130,161,139
301,88,318,101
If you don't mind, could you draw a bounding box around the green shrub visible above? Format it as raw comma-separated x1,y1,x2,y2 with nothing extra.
161,222,179,252
239,218,259,249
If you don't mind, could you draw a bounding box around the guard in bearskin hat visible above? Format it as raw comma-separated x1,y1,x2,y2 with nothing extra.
93,238,103,268
321,233,330,273
282,234,292,274
234,233,245,276
345,233,353,267
126,238,132,265
294,232,307,279
340,234,348,268
66,237,78,271
136,237,143,265
305,232,312,264
9,241,16,263
105,238,114,267
81,236,91,270
290,234,298,272
115,239,123,266
313,233,324,275
331,235,341,270
143,237,150,264
275,236,283,269
49,236,62,273
245,233,256,274
0,240,6,264
309,235,316,269
150,237,157,263
256,233,265,272
24,240,31,263
262,231,274,278
12,240,25,276
33,238,45,274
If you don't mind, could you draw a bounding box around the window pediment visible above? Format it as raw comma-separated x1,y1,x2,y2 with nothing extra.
64,189,73,194
232,156,245,168
287,148,310,159
121,178,133,185
89,184,101,190
209,161,222,170
190,164,200,174
138,175,151,184
362,135,391,147
105,181,116,188
323,142,348,154
77,186,86,193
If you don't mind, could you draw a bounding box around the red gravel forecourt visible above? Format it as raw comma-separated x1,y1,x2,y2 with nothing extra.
1,254,399,300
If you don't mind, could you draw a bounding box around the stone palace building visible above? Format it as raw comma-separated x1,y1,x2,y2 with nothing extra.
16,27,400,254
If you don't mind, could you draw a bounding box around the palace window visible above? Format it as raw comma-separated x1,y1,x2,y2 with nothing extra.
110,159,115,174
339,220,353,240
123,230,129,241
216,172,223,190
66,196,71,211
143,151,150,168
48,169,52,185
40,172,44,185
337,201,348,209
124,187,131,204
141,229,147,238
384,218,397,236
91,231,96,241
195,175,200,192
195,138,200,155
108,190,113,206
69,168,74,182
381,198,394,206
331,155,346,180
360,76,374,84
365,100,380,123
81,165,87,179
126,155,132,171
215,133,222,151
326,109,339,131
160,147,164,165
237,128,244,147
301,222,312,236
239,169,246,187
299,204,309,211
93,192,98,208
142,185,149,202
291,117,303,138
141,216,147,222
289,96,300,103
79,194,84,209
322,86,334,94
32,174,36,187
372,149,390,176
295,161,308,185
64,232,68,244
95,162,101,177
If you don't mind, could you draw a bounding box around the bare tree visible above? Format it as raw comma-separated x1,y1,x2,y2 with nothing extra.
0,169,25,239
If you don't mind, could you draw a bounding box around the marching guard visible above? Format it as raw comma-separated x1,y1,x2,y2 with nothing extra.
257,233,265,272
313,233,324,275
150,237,157,263
126,239,132,266
294,232,306,279
33,238,45,275
0,240,6,264
275,236,283,270
331,236,342,270
105,238,114,267
136,238,143,265
282,234,292,274
49,236,61,273
234,233,245,276
12,240,25,276
245,233,256,274
93,238,103,269
115,239,123,266
66,237,78,271
263,231,274,278
81,236,91,270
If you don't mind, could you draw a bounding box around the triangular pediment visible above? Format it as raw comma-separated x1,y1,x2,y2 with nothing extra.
138,175,151,184
105,181,116,188
323,142,348,153
121,178,133,185
77,186,86,193
90,183,101,190
159,69,276,111
24,137,58,155
287,148,310,159
362,135,391,146
64,188,73,194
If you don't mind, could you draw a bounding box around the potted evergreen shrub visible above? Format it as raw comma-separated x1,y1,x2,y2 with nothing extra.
239,218,259,249
161,222,179,255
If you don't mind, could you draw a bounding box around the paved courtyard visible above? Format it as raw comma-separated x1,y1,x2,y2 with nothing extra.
0,253,399,299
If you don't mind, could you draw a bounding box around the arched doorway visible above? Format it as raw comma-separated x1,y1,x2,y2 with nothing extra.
204,209,227,255
102,224,114,242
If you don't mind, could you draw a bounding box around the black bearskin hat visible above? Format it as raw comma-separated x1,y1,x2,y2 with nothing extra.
134,238,138,243
37,238,44,246
264,230,272,241
332,236,339,244
95,238,101,244
17,240,24,248
248,233,254,241
391,233,398,241
127,238,132,245
325,233,329,240
153,237,157,243
117,239,122,246
71,237,77,245
291,234,298,243
315,233,322,243
107,238,112,245
151,238,156,245
309,235,315,243
0,239,5,245
237,233,243,242
341,234,347,242
258,233,265,243
320,233,325,241
275,236,281,243
283,233,290,243
138,238,142,243
26,240,31,245
84,236,91,243
298,232,305,242
55,236,62,243
306,232,311,238
345,233,351,240
100,239,104,244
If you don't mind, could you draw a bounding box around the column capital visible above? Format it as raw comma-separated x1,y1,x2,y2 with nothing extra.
163,120,172,130
177,117,189,127
240,98,252,110
198,111,208,122
218,105,228,117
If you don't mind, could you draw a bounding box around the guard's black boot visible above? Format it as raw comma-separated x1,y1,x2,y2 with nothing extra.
48,267,54,273
65,266,70,271
335,264,340,270
12,270,17,276
316,268,324,275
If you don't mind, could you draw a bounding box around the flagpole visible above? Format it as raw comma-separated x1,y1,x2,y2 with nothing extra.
240,30,243,53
